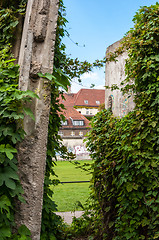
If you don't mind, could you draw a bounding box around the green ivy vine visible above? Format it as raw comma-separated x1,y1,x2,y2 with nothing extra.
85,3,159,240
0,51,39,239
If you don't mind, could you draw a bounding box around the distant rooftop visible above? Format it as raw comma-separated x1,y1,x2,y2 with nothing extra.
59,88,105,108
75,88,105,107
60,106,90,129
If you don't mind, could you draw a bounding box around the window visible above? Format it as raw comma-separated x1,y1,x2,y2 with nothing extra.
61,120,68,126
73,120,84,126
96,101,100,105
84,100,88,104
58,131,63,137
79,131,83,137
86,110,89,115
71,131,75,136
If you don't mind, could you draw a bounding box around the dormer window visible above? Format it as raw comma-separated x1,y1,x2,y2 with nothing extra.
84,100,88,104
96,101,100,105
61,120,68,126
86,110,89,115
73,120,84,126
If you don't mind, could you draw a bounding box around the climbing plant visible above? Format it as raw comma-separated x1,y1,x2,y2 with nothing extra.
0,0,36,238
0,51,39,239
85,3,159,240
1,0,102,239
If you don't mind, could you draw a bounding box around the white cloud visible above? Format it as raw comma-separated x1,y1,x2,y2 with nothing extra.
81,72,99,80
95,85,105,90
71,82,83,93
69,69,105,93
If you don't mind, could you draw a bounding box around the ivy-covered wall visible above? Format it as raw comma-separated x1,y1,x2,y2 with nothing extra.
86,3,159,240
105,39,135,117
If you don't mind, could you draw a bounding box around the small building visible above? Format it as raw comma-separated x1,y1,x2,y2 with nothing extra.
58,88,105,159
59,106,90,140
60,88,105,118
74,88,105,119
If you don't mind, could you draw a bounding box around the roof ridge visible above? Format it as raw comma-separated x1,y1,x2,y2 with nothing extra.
74,89,82,105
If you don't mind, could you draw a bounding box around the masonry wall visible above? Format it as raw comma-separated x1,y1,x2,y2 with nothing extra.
105,39,135,117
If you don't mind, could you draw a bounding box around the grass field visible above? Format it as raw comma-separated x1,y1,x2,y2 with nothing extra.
51,160,92,212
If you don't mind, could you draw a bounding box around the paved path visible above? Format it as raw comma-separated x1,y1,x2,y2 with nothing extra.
56,211,84,225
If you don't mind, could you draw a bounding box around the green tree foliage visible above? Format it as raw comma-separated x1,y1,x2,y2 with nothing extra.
86,3,159,240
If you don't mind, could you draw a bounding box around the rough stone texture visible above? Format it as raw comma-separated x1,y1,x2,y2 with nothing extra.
105,39,135,117
15,0,59,239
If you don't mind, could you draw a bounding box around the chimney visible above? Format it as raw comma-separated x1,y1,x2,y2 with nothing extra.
68,85,71,94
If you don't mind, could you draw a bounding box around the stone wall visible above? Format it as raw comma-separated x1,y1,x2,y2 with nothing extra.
105,39,135,117
57,138,91,160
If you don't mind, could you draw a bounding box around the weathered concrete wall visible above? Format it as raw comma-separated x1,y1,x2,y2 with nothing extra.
105,40,135,117
15,0,59,239
58,138,91,160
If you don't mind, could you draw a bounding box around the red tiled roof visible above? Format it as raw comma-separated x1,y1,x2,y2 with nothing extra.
59,88,105,107
59,93,76,107
74,89,105,107
58,88,105,129
61,106,90,128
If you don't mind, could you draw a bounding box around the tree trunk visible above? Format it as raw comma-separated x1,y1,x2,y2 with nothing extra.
15,0,59,239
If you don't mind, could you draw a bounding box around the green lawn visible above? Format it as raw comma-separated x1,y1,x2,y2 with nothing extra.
51,160,92,212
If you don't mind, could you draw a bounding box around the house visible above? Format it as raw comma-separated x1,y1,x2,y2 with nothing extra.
59,106,90,140
58,88,105,159
60,88,105,118
73,88,105,118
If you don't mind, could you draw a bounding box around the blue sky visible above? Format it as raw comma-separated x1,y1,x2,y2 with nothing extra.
63,0,157,92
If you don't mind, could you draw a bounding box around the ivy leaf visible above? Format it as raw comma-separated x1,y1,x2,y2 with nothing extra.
137,209,143,216
141,217,150,227
0,226,11,238
38,72,56,81
53,67,70,91
126,182,133,192
18,225,31,236
0,167,19,189
24,90,40,99
105,206,111,212
5,178,16,189
154,232,159,239
0,195,11,210
0,144,17,160
45,73,56,81
37,72,45,78
151,121,157,128
23,107,35,121
0,177,3,186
